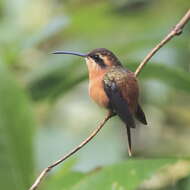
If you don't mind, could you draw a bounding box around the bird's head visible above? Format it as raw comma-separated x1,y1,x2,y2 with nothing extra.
53,48,121,71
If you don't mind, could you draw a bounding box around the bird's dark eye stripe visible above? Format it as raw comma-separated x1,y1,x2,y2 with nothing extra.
91,54,106,68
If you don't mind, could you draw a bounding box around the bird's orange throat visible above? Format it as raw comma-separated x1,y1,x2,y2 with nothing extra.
85,58,109,108
86,60,106,80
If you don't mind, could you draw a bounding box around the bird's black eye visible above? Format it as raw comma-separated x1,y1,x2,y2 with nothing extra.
92,54,101,62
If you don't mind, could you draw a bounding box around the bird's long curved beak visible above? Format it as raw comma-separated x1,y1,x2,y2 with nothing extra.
52,51,87,57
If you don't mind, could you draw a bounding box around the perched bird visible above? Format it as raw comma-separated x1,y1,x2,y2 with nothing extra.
53,48,147,156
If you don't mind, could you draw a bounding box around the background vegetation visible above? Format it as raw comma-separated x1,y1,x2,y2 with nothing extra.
0,0,190,190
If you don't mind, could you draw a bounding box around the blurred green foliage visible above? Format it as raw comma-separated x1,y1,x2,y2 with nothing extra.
0,0,190,190
43,159,185,190
0,61,35,189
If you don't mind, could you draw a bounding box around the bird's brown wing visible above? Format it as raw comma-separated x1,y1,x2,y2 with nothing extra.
121,72,147,125
104,80,135,128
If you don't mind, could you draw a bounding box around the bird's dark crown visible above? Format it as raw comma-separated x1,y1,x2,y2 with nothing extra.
87,48,121,67
88,48,114,56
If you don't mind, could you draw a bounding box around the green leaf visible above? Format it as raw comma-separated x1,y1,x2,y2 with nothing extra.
173,175,190,190
0,61,35,190
69,159,178,190
46,171,85,190
27,59,87,101
43,159,85,190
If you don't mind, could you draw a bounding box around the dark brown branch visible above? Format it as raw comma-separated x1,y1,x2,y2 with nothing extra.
28,112,113,190
135,9,190,77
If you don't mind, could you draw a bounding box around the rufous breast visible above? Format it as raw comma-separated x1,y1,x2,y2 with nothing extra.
88,74,109,108
86,58,109,108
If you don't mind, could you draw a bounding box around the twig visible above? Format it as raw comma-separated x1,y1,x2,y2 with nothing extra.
28,112,113,190
135,8,190,77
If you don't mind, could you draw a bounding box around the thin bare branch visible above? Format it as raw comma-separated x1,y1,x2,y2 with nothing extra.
28,112,113,190
135,9,190,77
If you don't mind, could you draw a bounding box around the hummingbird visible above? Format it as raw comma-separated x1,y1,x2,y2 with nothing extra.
53,48,147,156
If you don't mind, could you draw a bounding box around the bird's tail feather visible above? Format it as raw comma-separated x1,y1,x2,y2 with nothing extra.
135,104,147,125
126,126,132,156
